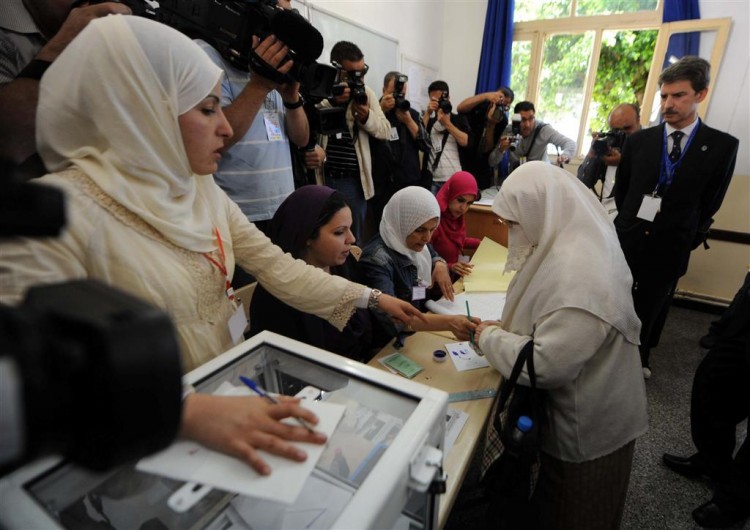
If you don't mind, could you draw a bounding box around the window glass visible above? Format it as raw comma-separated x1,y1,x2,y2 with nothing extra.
581,28,657,151
577,0,658,17
510,40,532,103
537,32,594,152
514,0,571,22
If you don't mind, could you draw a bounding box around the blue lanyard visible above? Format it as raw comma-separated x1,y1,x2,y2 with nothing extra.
655,121,699,194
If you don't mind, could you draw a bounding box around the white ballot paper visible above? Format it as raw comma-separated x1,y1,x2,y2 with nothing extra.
137,382,345,504
445,341,490,371
426,291,506,322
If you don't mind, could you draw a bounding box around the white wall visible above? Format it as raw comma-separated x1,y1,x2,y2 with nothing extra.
305,0,446,93
441,1,487,102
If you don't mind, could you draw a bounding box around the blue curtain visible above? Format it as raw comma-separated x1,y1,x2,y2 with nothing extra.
475,0,515,94
662,0,701,69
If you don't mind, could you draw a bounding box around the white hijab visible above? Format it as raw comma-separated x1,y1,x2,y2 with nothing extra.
37,15,223,252
379,186,441,285
492,162,641,344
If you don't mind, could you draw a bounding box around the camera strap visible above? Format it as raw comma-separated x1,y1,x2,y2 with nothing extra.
430,131,451,172
521,124,546,158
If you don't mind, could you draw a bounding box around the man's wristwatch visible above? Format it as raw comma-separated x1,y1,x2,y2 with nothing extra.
367,289,383,310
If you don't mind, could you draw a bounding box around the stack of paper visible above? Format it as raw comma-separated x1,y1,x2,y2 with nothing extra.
462,237,515,293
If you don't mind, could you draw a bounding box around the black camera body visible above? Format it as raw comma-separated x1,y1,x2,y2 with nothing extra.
347,70,369,105
592,129,627,157
393,74,410,111
438,91,452,114
507,113,522,152
0,174,184,473
492,99,510,122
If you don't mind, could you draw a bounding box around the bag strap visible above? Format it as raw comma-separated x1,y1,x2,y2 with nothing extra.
496,339,535,411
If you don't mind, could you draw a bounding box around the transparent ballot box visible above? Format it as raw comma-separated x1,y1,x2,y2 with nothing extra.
0,331,448,529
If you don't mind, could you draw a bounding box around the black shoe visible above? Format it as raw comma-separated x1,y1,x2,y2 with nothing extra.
662,453,714,481
692,500,750,528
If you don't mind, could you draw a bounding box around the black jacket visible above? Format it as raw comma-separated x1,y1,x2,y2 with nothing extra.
614,122,738,282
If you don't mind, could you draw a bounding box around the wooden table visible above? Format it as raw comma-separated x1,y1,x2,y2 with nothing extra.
466,204,508,247
369,331,501,529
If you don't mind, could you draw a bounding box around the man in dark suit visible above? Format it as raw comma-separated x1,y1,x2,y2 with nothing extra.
662,271,750,528
614,56,739,378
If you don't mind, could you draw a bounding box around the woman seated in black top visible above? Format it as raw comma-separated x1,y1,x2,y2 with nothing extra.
359,186,479,341
249,185,375,362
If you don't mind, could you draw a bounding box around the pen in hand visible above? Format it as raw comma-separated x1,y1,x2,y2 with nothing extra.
466,300,475,347
239,376,316,433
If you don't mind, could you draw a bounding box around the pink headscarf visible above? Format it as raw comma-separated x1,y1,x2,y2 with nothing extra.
432,171,479,265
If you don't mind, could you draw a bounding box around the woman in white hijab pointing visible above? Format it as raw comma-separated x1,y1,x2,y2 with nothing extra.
475,162,648,529
0,14,426,474
360,186,479,342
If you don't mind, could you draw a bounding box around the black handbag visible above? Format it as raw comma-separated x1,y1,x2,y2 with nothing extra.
481,340,546,529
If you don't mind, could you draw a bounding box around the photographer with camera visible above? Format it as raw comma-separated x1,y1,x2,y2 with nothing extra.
304,41,391,243
577,103,641,218
421,80,472,195
0,0,131,173
195,0,309,261
488,101,576,176
369,71,431,221
457,86,515,189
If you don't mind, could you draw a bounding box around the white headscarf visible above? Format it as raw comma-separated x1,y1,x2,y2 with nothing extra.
492,161,641,344
37,15,223,252
379,186,441,284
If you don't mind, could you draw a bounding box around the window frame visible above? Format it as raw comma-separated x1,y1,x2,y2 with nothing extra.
511,2,731,157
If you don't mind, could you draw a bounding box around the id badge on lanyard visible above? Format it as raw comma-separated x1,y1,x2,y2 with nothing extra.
203,228,247,344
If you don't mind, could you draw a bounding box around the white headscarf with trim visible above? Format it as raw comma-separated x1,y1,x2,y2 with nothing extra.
37,15,223,252
492,161,641,344
380,186,441,285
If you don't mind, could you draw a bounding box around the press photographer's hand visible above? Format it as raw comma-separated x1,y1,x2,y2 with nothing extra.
601,147,621,166
380,93,395,113
352,99,370,123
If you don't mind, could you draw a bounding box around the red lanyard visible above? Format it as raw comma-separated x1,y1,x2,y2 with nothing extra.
203,227,235,300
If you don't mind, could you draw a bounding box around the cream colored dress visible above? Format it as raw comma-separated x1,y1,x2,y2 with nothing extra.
0,169,362,372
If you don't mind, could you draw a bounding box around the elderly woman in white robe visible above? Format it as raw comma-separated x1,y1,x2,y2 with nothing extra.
476,161,648,529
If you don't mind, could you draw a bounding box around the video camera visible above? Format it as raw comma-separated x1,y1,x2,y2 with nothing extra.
438,91,452,114
82,0,339,101
393,74,410,111
592,129,627,157
0,172,184,473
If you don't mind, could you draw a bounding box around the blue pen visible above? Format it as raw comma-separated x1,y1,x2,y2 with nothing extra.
239,376,316,433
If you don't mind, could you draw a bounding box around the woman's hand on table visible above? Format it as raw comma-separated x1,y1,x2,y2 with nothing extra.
180,393,327,476
432,260,454,301
451,261,474,277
